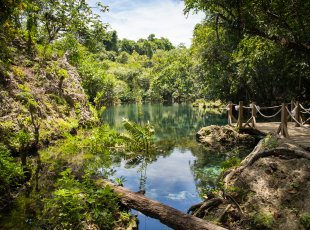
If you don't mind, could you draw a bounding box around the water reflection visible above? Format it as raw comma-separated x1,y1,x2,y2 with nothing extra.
103,103,228,229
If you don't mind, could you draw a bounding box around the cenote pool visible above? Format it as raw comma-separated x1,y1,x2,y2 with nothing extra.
102,103,228,230
0,103,237,230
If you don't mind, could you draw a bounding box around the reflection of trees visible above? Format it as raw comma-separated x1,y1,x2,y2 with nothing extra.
119,119,172,193
104,103,231,195
190,150,225,195
102,103,227,141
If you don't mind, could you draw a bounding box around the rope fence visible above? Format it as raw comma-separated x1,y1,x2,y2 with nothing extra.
255,105,282,119
286,107,310,130
226,101,310,137
300,104,310,114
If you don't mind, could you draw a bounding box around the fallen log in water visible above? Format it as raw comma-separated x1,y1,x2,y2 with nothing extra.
97,180,227,230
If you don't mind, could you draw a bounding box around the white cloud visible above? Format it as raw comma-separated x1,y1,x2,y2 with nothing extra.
99,0,205,47
165,191,196,200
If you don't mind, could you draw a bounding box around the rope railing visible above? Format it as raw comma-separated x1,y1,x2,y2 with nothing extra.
230,104,282,111
226,101,310,138
302,117,310,125
286,107,310,130
300,103,310,114
255,105,282,119
258,105,282,110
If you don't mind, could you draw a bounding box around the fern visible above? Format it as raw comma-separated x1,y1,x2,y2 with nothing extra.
122,118,154,142
121,118,155,159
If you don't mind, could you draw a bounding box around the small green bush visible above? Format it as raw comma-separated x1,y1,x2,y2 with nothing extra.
300,213,310,229
252,211,275,229
263,134,278,149
57,68,69,78
0,144,24,199
98,106,106,117
12,66,26,80
41,168,120,229
221,156,241,171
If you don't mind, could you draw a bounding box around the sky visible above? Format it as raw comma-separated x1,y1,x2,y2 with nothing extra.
89,0,205,47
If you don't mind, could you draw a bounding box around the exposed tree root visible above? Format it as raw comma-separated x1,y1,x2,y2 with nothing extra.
224,194,243,215
188,195,243,222
190,134,310,229
217,204,232,223
224,139,310,188
192,198,224,218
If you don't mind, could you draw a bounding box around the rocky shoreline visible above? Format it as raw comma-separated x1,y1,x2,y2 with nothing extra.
193,125,310,230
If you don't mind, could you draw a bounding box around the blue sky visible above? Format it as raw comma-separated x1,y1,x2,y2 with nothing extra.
88,0,204,47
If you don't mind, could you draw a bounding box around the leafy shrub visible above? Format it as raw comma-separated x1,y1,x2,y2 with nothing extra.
300,213,310,229
0,144,24,203
121,119,155,154
12,66,25,80
36,44,59,60
221,156,241,171
262,134,278,149
57,68,69,78
252,211,275,229
41,168,121,229
98,106,106,117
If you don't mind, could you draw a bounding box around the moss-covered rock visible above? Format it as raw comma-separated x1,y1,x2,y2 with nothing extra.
0,55,98,151
196,125,256,149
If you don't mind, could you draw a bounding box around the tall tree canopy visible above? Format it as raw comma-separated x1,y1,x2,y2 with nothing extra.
185,0,310,103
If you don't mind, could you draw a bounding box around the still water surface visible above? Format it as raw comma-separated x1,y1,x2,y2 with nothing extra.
102,103,227,230
0,103,228,230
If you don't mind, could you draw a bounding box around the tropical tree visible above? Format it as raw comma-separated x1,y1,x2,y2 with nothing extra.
186,0,310,102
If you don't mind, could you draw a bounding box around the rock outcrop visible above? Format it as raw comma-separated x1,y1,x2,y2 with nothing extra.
196,125,256,149
193,133,310,230
0,54,97,151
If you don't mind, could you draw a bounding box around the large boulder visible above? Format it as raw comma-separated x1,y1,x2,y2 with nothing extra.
196,125,256,149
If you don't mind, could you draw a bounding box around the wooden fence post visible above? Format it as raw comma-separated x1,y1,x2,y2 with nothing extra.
279,103,289,137
227,101,233,126
237,101,243,129
290,100,295,122
251,102,257,128
295,101,301,127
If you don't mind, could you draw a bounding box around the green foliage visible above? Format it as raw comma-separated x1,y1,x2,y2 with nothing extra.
12,66,26,80
121,119,155,154
41,168,120,230
300,213,310,229
252,211,276,229
186,0,310,102
262,135,279,150
150,48,196,102
98,106,106,119
0,144,24,202
38,126,133,229
0,121,16,148
57,68,69,79
40,125,119,173
115,176,126,186
221,156,241,171
16,84,38,111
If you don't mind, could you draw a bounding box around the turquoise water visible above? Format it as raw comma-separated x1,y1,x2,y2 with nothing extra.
102,103,228,229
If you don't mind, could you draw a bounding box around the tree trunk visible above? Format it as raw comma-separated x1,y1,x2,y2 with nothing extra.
98,180,227,230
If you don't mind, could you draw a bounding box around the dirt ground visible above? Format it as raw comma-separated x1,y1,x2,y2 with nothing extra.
224,137,310,230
